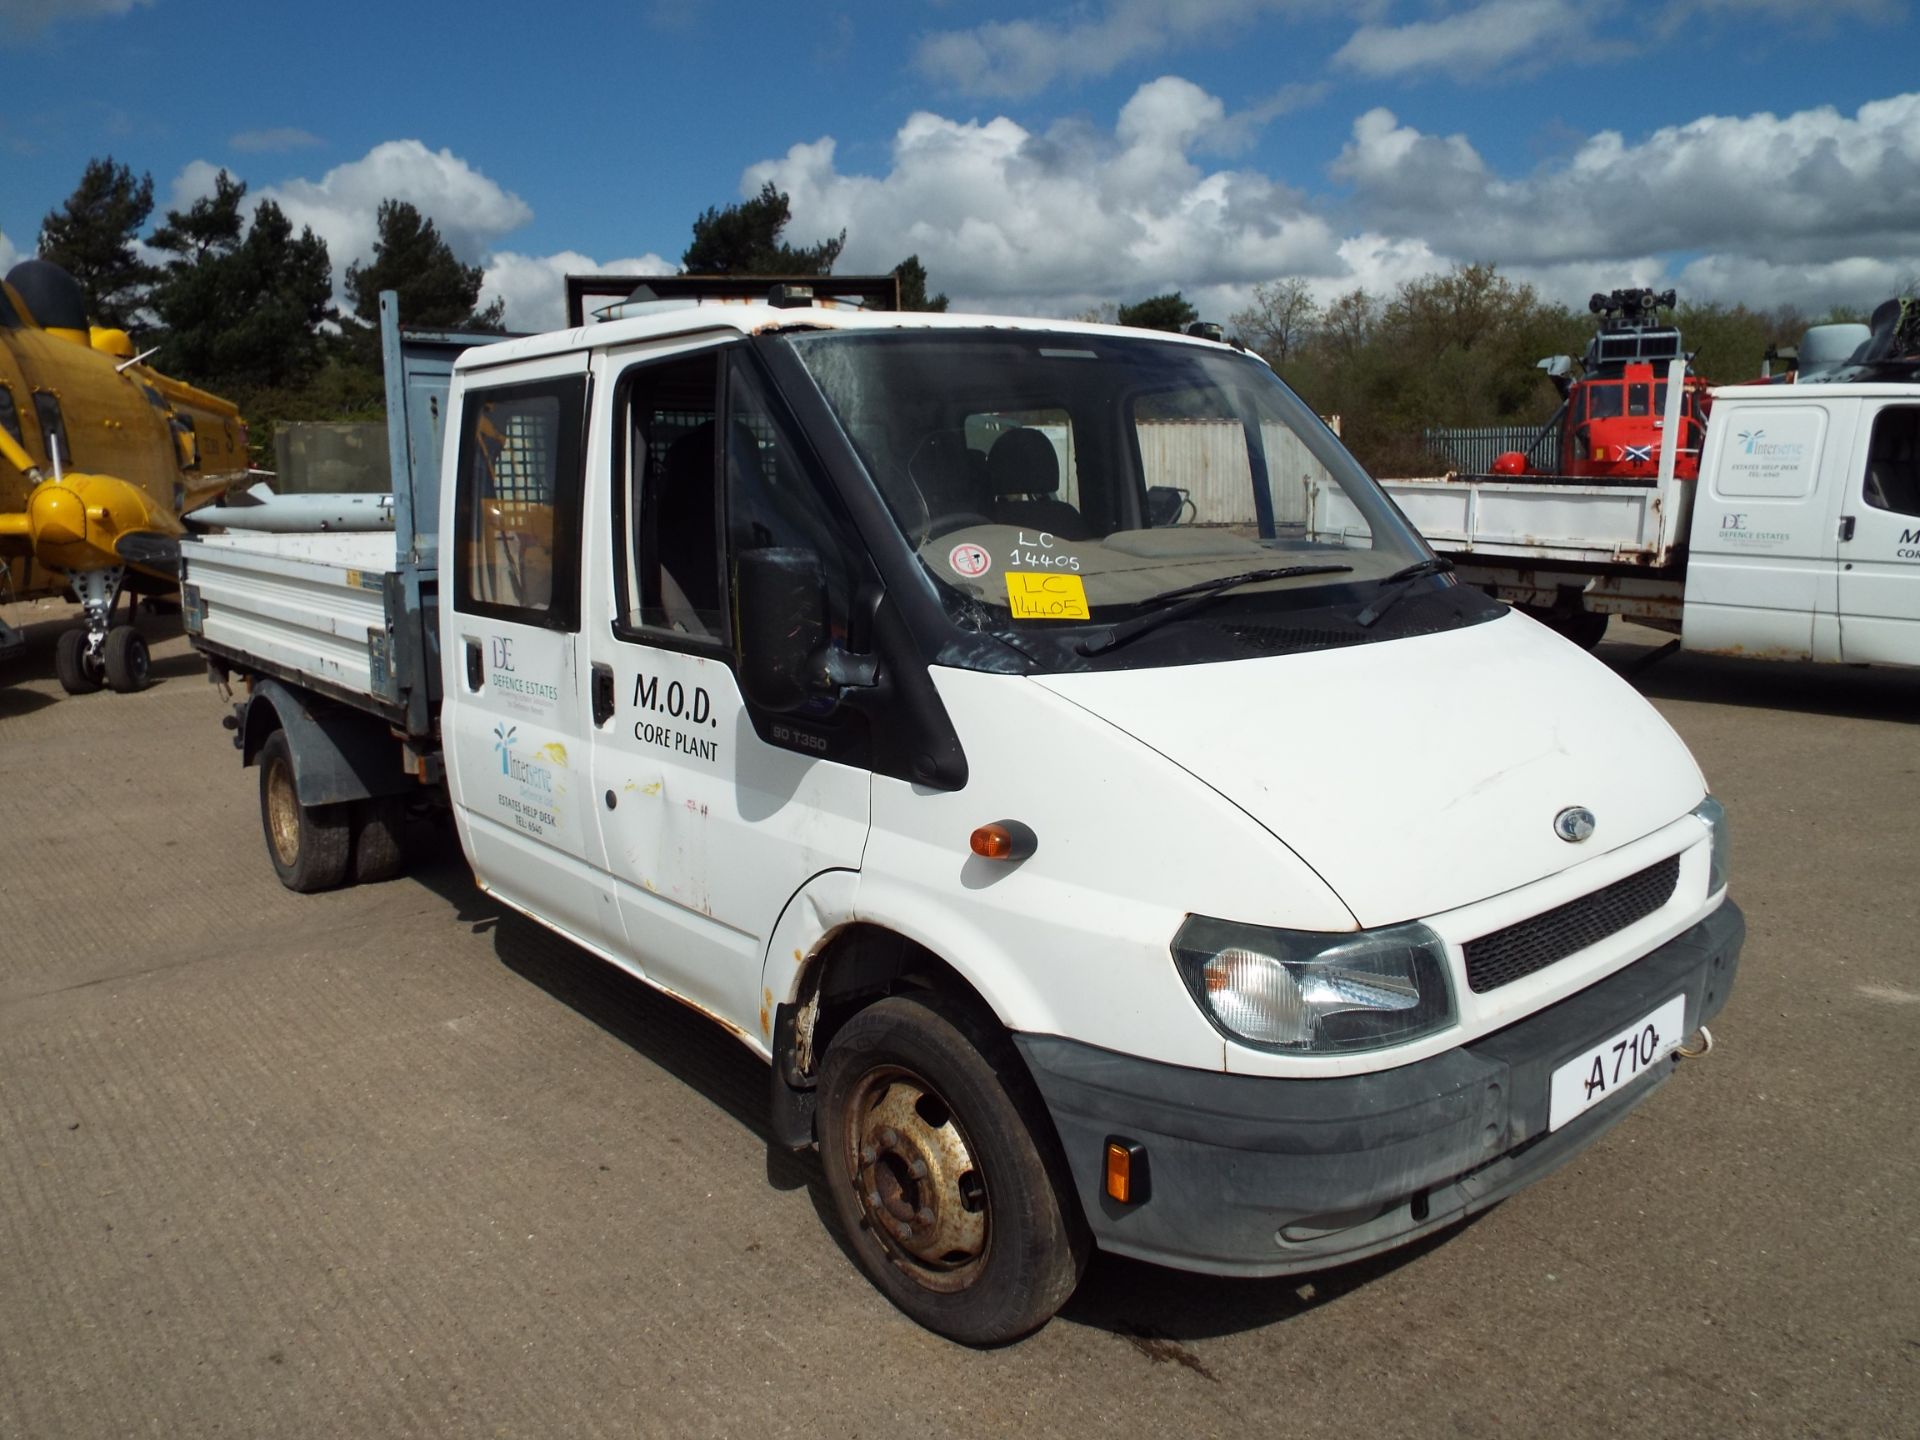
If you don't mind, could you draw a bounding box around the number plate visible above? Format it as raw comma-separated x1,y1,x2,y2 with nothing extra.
1548,993,1687,1131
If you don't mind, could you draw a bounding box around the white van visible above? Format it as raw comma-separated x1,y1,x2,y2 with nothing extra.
427,298,1741,1341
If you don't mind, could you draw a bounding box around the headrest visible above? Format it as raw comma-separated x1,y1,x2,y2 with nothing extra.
988,428,1059,498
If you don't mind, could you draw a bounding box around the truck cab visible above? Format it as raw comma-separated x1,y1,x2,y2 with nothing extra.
435,296,1742,1342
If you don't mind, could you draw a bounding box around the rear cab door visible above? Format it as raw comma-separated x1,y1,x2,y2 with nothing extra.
1837,395,1920,664
442,349,619,950
580,332,873,1049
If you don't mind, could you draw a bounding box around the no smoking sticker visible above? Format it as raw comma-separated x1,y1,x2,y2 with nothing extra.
948,542,992,578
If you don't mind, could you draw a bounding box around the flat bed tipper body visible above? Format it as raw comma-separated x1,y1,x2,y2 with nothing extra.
1343,362,1920,664
187,286,1743,1344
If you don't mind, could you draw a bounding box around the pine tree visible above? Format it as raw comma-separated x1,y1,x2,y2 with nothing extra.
682,182,844,275
147,172,336,389
344,200,504,332
894,255,948,312
1116,293,1198,333
36,157,158,329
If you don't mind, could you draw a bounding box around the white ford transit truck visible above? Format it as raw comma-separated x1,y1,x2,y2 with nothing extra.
184,282,1744,1343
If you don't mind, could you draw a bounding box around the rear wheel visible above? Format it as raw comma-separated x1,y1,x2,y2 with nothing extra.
818,994,1088,1345
54,629,103,695
350,794,408,884
103,625,151,693
258,730,350,892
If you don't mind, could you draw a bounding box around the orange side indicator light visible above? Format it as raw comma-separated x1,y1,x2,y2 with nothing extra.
1105,1138,1148,1204
969,819,1037,861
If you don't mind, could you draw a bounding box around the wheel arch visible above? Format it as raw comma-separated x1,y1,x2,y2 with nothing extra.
762,879,1061,1155
240,677,412,806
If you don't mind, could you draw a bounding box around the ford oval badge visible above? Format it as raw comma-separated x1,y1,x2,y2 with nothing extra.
1554,806,1597,843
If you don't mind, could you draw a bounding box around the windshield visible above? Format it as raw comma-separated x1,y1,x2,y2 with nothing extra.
788,328,1491,669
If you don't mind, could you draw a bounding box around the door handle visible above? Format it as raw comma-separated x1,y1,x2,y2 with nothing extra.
1838,515,1856,542
592,662,615,726
465,639,484,691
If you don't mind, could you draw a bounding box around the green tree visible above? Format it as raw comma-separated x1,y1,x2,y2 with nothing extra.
344,200,504,333
1231,277,1318,366
682,181,845,274
35,156,158,329
1117,292,1198,332
894,254,948,312
147,172,336,390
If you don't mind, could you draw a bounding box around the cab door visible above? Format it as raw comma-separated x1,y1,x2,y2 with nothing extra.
1838,401,1920,665
582,339,872,1047
442,355,616,950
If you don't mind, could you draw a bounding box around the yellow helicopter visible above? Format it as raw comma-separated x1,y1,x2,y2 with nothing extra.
0,259,248,692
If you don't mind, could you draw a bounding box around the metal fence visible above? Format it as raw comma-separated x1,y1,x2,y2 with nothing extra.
1420,424,1557,475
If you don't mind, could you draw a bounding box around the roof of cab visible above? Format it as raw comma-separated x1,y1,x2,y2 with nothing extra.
449,301,1238,373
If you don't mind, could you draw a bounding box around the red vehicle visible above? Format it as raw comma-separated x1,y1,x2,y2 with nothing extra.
1495,288,1712,481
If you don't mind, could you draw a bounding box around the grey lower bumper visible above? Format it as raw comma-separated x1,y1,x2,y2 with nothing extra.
1014,901,1744,1278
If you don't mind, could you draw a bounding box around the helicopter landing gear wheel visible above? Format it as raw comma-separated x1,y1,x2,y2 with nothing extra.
103,625,151,692
54,628,104,694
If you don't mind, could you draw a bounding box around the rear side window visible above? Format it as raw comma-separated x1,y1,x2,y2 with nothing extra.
452,375,588,630
1863,406,1920,518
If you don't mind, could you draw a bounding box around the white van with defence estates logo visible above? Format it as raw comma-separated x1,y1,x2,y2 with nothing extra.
188,285,1743,1345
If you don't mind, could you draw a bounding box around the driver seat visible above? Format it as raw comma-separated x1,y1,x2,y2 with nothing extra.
988,428,1086,538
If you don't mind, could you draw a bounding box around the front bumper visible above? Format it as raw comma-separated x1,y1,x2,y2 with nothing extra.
1014,901,1743,1278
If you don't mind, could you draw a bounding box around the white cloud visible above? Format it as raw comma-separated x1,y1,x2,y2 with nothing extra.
230,127,323,154
479,250,676,333
256,140,533,300
914,0,1333,98
1333,94,1920,277
744,81,1344,319
166,158,225,214
1334,0,1594,78
0,229,21,274
0,0,149,35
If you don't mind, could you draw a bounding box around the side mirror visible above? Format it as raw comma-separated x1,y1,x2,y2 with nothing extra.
736,548,878,713
1146,485,1189,527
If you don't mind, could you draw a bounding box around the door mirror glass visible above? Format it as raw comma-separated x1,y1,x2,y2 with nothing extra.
736,547,830,713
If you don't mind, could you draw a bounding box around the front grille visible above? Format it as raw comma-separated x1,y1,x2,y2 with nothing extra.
1463,854,1681,994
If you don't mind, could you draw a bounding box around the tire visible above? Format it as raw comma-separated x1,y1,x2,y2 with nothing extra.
817,993,1089,1345
350,794,408,884
258,730,350,892
54,629,104,695
103,625,151,693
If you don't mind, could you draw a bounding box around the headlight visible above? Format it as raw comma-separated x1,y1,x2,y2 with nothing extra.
1172,915,1454,1054
1692,795,1730,895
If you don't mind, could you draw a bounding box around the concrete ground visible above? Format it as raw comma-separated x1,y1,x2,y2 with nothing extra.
1,599,1915,1439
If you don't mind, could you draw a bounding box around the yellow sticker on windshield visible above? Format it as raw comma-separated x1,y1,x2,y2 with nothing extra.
1006,571,1091,621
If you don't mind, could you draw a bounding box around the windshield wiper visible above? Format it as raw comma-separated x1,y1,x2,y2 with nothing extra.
1075,564,1354,657
1355,556,1454,628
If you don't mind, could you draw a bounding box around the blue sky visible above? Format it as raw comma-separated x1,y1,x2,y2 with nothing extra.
3,0,1917,330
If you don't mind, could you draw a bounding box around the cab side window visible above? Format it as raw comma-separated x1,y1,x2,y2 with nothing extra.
1862,406,1920,518
452,376,587,629
0,387,21,447
619,350,724,638
616,347,858,646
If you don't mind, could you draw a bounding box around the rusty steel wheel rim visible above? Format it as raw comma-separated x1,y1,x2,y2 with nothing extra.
842,1065,990,1292
265,757,301,865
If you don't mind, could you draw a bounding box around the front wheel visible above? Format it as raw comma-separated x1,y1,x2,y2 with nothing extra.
817,994,1088,1345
